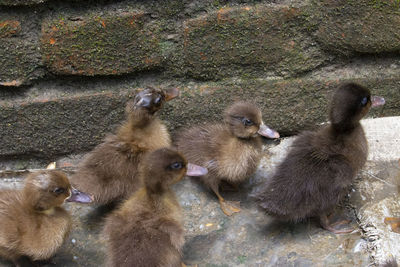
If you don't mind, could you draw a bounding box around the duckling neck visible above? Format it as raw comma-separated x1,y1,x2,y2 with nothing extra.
330,120,361,136
22,198,58,215
117,114,156,142
145,188,176,210
126,109,154,127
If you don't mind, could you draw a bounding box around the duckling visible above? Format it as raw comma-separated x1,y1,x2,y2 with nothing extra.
380,258,398,267
70,87,179,205
0,170,92,266
102,147,207,267
253,82,385,233
175,102,279,216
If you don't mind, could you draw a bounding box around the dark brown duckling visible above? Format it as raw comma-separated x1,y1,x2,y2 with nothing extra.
381,258,398,267
253,82,385,233
70,87,179,205
176,102,279,216
102,147,207,267
0,170,92,266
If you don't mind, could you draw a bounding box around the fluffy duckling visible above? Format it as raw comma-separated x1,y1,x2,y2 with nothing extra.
176,102,279,216
253,82,385,233
70,87,179,205
102,147,207,267
0,170,92,266
381,258,398,267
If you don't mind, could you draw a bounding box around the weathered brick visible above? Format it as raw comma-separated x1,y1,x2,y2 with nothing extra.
0,39,44,86
0,0,47,5
1,77,398,158
0,92,131,158
0,20,21,38
311,0,400,54
183,5,327,79
41,11,162,76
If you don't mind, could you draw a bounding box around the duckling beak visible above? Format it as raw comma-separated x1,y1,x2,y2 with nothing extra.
136,93,153,108
66,188,93,204
186,163,208,176
164,88,180,101
371,96,385,107
258,123,280,139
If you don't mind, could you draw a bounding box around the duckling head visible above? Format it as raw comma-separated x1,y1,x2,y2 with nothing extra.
23,170,92,212
126,86,179,115
141,148,207,195
224,102,279,139
330,82,385,132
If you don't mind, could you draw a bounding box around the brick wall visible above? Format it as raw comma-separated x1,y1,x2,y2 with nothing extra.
1,0,399,159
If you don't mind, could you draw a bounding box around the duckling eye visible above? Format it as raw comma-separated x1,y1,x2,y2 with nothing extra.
242,118,254,126
170,162,183,169
154,95,162,105
53,187,65,194
360,96,368,106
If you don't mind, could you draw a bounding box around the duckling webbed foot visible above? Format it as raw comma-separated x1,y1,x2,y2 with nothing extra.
212,186,241,216
219,199,241,216
319,214,355,234
384,217,400,233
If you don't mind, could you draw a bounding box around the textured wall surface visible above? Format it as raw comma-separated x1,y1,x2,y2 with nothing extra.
0,0,399,159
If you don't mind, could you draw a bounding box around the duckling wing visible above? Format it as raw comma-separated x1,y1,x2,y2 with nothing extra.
254,132,354,222
176,124,224,167
0,191,23,257
70,135,142,204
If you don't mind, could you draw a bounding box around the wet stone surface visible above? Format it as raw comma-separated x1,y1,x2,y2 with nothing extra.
0,117,399,266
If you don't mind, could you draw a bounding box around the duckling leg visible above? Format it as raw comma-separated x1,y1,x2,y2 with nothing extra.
384,217,400,233
210,185,240,216
319,213,355,234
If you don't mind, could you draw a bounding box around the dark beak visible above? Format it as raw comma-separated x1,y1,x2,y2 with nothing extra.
371,96,385,108
136,94,153,108
186,163,208,176
66,188,93,204
164,88,180,101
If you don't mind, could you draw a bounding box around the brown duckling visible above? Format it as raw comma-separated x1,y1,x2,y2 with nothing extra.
102,147,207,267
0,170,92,266
70,87,179,205
176,102,279,216
253,82,385,233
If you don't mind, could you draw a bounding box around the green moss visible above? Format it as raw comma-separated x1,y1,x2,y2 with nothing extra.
42,12,163,75
237,255,247,264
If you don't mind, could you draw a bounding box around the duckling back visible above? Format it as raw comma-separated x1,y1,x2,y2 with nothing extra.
0,179,71,263
103,190,183,267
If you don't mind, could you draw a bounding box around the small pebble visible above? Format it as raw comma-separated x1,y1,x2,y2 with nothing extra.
73,256,78,260
71,239,76,244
